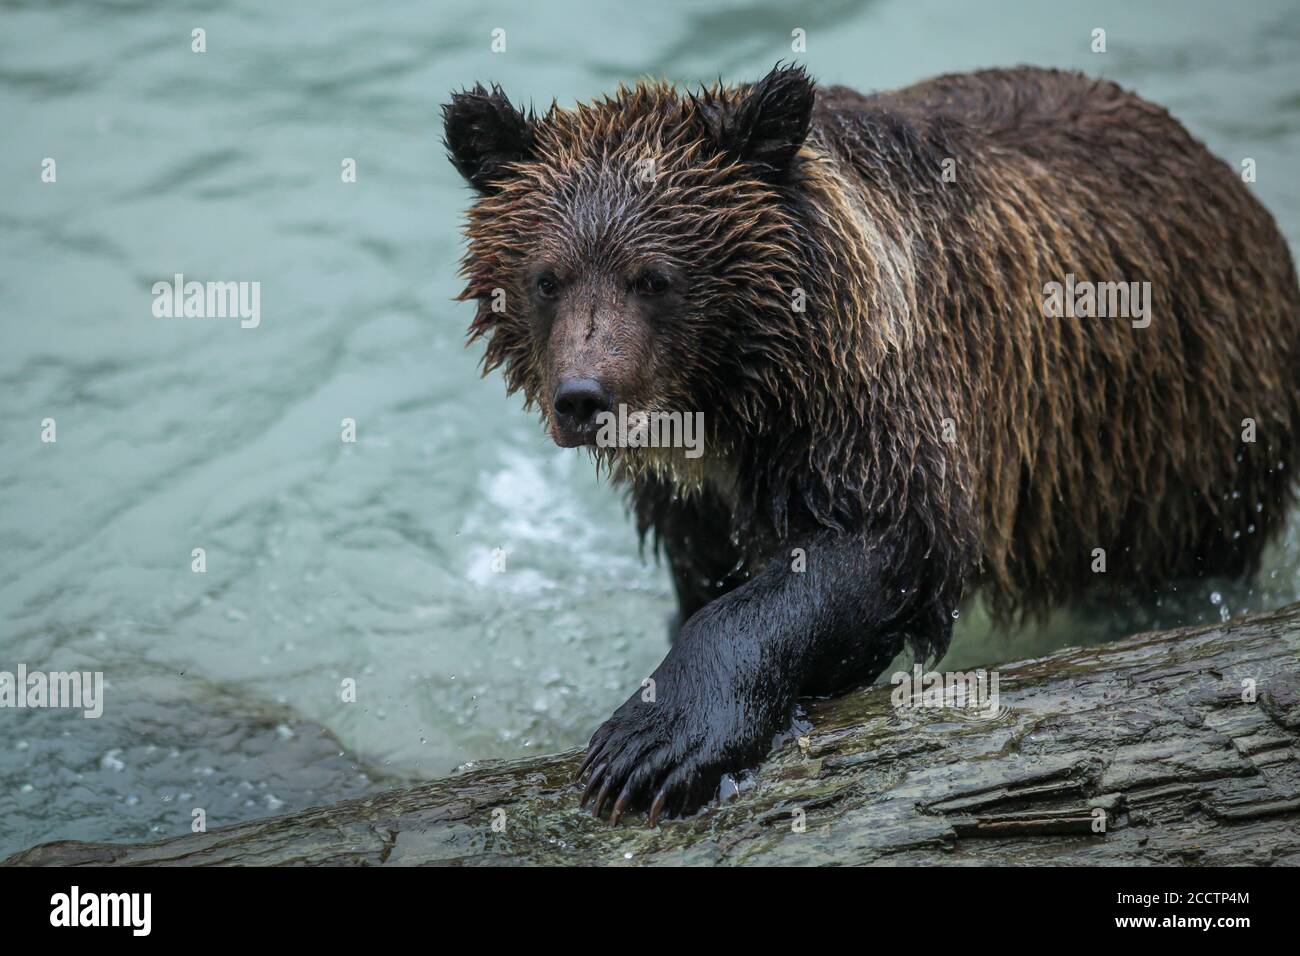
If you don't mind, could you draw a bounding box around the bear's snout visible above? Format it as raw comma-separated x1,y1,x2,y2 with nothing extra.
552,377,613,446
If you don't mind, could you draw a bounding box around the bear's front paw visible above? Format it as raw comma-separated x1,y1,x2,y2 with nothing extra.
575,678,776,826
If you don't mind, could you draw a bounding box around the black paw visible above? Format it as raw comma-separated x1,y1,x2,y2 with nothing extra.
575,679,775,826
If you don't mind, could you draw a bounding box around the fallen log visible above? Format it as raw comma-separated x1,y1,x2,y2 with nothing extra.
6,603,1300,866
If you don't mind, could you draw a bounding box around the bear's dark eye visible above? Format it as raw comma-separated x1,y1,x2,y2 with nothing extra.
535,272,560,299
634,270,671,296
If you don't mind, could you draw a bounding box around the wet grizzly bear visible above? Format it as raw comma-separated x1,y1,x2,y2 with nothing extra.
443,64,1300,824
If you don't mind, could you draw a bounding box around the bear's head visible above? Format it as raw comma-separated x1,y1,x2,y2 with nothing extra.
443,64,816,481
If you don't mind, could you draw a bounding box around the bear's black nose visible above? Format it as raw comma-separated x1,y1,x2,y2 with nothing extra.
553,378,612,438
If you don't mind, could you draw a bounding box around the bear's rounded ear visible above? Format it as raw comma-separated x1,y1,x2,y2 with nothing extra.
694,62,815,181
442,84,536,194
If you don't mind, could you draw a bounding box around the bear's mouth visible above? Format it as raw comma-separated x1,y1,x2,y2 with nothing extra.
549,419,600,448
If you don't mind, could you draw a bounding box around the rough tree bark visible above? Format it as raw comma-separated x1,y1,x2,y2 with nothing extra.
6,603,1299,866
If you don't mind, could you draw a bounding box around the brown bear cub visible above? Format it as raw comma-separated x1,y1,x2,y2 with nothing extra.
443,64,1300,824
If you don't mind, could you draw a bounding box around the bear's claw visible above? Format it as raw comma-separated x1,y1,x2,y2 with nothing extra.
648,789,668,827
